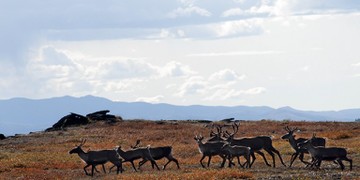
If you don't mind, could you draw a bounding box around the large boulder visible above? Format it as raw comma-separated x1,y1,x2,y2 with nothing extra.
86,110,122,123
46,113,89,131
0,133,6,140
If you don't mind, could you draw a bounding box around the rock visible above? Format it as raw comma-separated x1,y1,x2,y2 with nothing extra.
86,110,122,123
46,112,89,131
0,133,6,140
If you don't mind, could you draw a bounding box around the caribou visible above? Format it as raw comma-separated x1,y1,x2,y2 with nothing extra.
221,144,251,168
69,139,123,176
281,126,326,167
223,122,286,168
111,145,160,172
130,140,180,170
299,138,352,170
194,135,228,168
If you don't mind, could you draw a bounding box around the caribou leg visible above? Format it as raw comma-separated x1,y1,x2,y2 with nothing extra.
254,151,271,167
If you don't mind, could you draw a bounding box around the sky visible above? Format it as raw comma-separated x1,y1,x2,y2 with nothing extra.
0,0,360,111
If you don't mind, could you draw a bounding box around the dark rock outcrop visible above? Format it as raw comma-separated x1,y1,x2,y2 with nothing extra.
46,110,123,132
0,133,6,140
86,110,122,123
46,113,89,131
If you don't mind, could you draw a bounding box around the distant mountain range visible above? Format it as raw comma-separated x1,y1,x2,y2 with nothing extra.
0,95,359,135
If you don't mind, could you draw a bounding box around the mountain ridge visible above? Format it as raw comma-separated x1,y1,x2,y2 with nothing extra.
0,95,359,135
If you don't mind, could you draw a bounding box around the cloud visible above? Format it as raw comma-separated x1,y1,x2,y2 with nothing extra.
204,87,266,101
241,87,266,94
175,69,263,101
209,69,246,82
188,50,283,57
301,66,310,71
4,45,204,99
222,8,245,17
95,59,159,80
352,62,360,67
222,1,273,17
176,76,207,97
168,5,212,18
161,61,196,77
136,95,165,103
28,46,81,79
2,0,358,66
212,19,264,38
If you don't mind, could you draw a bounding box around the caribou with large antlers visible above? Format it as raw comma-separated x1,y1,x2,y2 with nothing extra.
208,124,226,141
223,122,286,168
281,126,326,167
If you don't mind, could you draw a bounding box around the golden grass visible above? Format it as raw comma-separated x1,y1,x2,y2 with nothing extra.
0,120,359,179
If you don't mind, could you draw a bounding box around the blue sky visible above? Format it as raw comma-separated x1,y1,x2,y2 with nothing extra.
1,0,360,111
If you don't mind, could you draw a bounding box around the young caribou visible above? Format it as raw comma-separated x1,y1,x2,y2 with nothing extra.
221,144,251,168
68,139,123,176
299,139,352,171
194,135,228,168
131,140,180,170
111,145,160,172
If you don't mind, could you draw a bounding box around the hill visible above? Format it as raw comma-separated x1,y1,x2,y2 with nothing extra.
0,95,359,135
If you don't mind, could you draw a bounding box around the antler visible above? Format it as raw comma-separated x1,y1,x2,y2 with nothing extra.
284,126,299,133
79,139,86,147
224,122,239,138
131,139,141,149
217,125,224,134
232,122,239,135
224,130,231,138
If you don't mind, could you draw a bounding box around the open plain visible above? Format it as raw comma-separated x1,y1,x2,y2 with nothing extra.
0,120,359,179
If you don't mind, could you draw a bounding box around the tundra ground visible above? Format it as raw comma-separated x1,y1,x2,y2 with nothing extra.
0,120,359,179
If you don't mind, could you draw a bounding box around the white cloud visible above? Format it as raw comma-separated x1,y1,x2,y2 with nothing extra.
1,0,360,110
175,69,263,102
204,87,266,101
233,0,246,4
161,61,196,77
271,0,292,17
209,69,246,82
301,66,310,71
136,95,164,103
222,8,245,17
168,5,212,18
103,81,132,93
213,19,264,38
188,50,283,57
249,3,274,15
241,87,266,95
28,46,81,79
176,76,207,97
95,59,159,79
352,62,360,67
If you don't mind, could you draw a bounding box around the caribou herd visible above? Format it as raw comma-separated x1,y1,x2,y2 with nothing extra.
69,122,352,176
